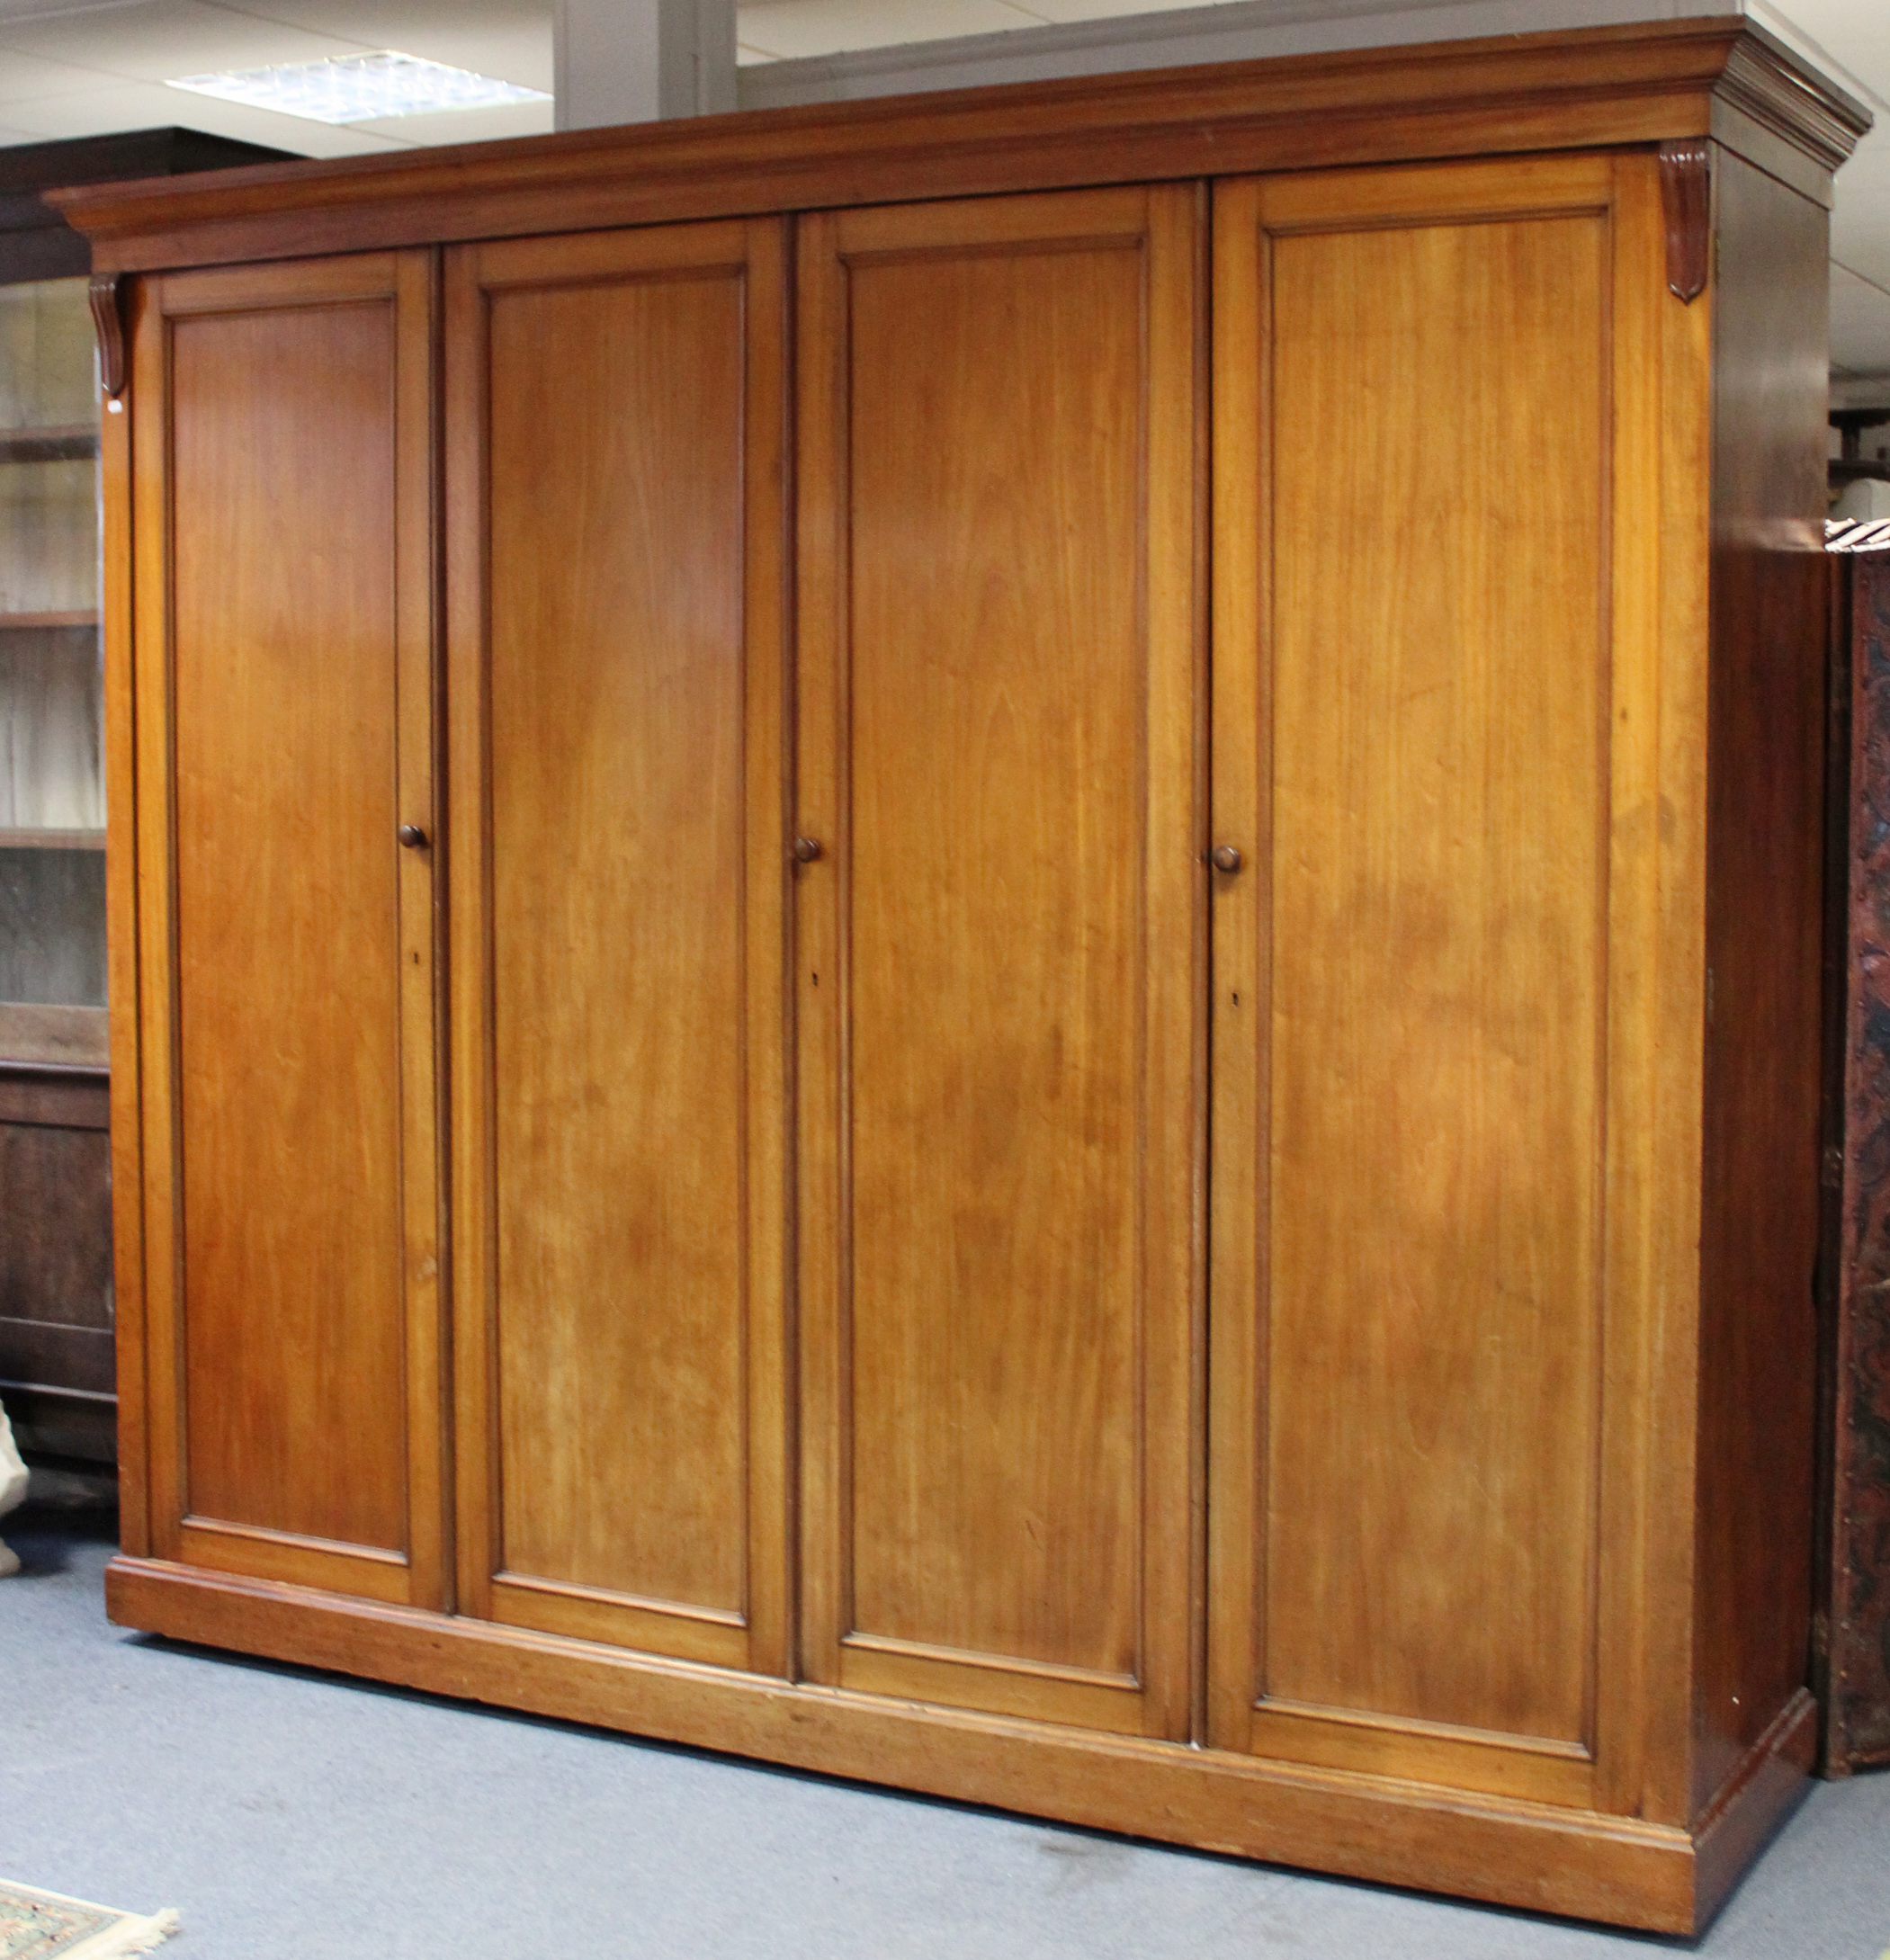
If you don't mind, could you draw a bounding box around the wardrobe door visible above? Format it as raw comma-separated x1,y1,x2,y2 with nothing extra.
796,187,1206,1737
130,254,443,1604
446,220,792,1674
1209,157,1675,1808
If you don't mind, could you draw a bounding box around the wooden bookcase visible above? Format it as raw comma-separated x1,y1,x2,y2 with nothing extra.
0,131,291,1463
53,21,1865,1931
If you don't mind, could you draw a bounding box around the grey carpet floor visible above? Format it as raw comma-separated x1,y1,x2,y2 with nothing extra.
4,1505,1888,1959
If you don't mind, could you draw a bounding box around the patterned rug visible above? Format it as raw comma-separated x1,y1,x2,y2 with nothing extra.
0,1882,178,1959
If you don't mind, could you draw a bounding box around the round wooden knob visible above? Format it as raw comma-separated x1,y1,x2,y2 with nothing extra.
398,824,429,849
793,837,823,864
1210,844,1242,873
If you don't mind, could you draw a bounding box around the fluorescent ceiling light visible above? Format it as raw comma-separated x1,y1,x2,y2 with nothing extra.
166,51,551,125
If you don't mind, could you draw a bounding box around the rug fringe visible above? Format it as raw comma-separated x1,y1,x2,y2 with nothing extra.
121,1908,182,1955
50,1904,180,1960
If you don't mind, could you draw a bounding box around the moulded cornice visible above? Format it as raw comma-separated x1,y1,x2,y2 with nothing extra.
48,14,1871,275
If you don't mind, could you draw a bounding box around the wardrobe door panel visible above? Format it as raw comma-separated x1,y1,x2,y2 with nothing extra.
131,254,443,1605
446,220,791,1675
797,187,1205,1738
1210,157,1670,1807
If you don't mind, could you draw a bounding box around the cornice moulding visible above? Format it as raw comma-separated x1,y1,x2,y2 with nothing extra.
48,15,1870,275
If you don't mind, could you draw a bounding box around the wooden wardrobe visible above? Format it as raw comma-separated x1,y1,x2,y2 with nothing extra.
55,17,1865,1933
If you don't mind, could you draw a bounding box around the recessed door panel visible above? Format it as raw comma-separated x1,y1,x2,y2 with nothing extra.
446,219,791,1674
797,186,1205,1737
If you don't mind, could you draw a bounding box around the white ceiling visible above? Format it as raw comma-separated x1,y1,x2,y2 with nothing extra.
0,0,1885,380
1747,1,1890,385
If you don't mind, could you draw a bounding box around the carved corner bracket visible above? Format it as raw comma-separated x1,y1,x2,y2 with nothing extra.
88,273,127,402
1658,140,1710,305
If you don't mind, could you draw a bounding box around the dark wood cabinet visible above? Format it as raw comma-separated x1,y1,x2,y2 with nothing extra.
54,20,1865,1934
0,1068,111,1459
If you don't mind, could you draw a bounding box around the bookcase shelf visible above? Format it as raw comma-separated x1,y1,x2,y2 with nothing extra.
0,828,104,850
0,424,97,464
0,610,100,631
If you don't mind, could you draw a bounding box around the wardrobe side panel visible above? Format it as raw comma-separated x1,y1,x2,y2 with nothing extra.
1692,148,1830,1814
168,295,407,1553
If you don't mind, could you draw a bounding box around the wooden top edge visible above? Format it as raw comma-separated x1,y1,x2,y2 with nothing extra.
0,1000,111,1069
48,15,1868,270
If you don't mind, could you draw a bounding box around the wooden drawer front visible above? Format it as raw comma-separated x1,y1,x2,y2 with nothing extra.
446,219,792,1675
0,1089,112,1396
1210,155,1685,1811
796,185,1205,1738
130,254,443,1606
0,1317,114,1396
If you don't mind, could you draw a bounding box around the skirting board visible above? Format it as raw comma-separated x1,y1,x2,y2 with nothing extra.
104,1556,1814,1937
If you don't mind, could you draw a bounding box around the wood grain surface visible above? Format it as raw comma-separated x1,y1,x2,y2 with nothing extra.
1209,157,1673,1808
103,1550,1824,1938
1691,148,1829,1812
88,47,1844,1923
1269,194,1608,1745
132,253,443,1603
796,184,1205,1736
447,219,792,1673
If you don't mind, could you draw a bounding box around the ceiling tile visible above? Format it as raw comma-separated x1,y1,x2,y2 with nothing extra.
0,0,370,83
0,46,125,103
0,73,401,152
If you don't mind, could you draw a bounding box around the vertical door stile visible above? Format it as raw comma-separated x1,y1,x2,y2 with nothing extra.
793,205,846,1688
129,267,183,1564
395,246,448,1611
1206,175,1270,1753
102,273,149,1560
444,238,497,1626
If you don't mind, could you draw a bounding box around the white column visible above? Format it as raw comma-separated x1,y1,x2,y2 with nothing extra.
553,0,736,130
